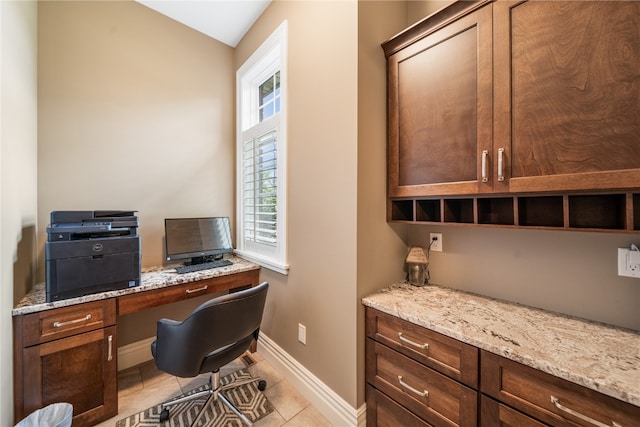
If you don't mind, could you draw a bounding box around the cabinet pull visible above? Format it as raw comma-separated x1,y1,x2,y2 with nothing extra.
481,150,489,182
186,285,208,294
107,335,113,361
497,147,505,181
398,375,429,398
551,396,622,427
398,332,429,350
52,314,92,328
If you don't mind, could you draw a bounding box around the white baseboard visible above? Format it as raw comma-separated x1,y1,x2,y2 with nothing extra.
257,332,366,427
117,337,155,371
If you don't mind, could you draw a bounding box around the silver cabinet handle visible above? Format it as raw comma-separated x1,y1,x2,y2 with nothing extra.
53,314,92,328
107,335,113,361
398,332,429,350
186,285,208,294
398,375,428,398
497,147,505,181
551,396,622,427
481,150,489,182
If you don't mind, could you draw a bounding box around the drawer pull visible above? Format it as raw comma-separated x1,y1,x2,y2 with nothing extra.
398,332,429,350
186,285,208,294
398,375,429,398
107,335,113,361
52,314,92,328
551,396,622,427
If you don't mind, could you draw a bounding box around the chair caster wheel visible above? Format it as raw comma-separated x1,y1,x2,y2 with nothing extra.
159,408,170,422
258,380,267,391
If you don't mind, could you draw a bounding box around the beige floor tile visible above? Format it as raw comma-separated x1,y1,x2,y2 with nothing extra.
116,366,144,397
283,405,333,427
263,379,309,422
253,407,287,427
248,358,284,390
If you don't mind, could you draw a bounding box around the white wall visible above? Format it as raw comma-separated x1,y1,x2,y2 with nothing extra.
0,1,38,424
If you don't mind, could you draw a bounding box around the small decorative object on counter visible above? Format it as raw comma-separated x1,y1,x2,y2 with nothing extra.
404,246,429,286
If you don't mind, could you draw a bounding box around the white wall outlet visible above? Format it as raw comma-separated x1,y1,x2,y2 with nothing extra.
298,323,307,344
617,248,640,278
430,233,443,252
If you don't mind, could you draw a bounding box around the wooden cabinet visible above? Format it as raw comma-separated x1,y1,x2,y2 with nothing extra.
385,1,493,198
365,308,478,427
13,300,117,427
493,0,640,194
481,350,640,427
384,0,640,233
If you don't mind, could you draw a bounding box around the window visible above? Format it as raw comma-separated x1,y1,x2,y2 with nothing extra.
236,21,288,274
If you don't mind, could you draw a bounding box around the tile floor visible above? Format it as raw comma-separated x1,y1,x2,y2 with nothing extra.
95,351,333,427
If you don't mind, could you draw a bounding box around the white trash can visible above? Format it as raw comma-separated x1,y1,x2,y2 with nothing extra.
15,403,73,427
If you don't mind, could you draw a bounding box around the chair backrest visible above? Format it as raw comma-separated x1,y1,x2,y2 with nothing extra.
154,281,269,378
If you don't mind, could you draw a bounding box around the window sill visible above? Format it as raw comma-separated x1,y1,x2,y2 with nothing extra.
234,250,289,275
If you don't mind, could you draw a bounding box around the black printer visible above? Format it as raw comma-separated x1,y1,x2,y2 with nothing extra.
45,210,141,302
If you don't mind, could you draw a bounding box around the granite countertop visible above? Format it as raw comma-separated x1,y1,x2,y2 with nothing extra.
13,255,259,316
362,282,640,407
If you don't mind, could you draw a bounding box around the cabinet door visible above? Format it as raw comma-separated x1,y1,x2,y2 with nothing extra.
388,4,493,198
494,0,640,193
21,326,117,427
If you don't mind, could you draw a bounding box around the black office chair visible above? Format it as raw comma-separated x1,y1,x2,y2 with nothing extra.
151,281,269,427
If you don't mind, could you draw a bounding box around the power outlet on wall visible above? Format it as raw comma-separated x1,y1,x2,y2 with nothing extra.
430,233,443,252
298,323,307,344
617,248,640,278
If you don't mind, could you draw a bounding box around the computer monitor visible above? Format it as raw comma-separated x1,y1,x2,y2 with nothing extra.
164,217,233,265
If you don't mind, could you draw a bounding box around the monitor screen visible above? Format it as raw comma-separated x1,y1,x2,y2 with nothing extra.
164,217,233,263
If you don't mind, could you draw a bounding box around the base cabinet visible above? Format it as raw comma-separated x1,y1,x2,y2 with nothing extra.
365,307,640,427
14,299,117,427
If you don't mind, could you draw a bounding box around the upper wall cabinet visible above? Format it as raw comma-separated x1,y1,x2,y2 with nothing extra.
384,0,640,198
385,2,493,198
493,0,640,194
383,0,640,232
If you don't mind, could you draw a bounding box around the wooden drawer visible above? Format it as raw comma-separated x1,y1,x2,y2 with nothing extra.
481,395,548,427
366,338,477,427
366,307,478,388
366,384,433,427
481,350,640,427
21,299,116,346
118,269,259,315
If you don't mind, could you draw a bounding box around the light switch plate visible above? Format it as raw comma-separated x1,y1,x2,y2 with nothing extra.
617,248,640,278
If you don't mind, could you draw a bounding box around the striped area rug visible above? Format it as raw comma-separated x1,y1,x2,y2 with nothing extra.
116,369,273,427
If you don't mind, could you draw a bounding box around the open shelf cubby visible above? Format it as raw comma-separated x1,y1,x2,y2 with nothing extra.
478,198,515,225
518,195,564,227
568,194,626,230
634,194,640,230
390,199,414,221
416,199,441,222
444,198,474,223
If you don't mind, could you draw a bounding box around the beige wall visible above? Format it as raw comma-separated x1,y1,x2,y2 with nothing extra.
37,1,236,345
235,0,361,407
356,0,410,408
1,1,39,424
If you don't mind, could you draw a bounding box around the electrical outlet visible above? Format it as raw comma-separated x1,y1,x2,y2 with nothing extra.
617,248,640,278
298,323,307,344
430,233,443,252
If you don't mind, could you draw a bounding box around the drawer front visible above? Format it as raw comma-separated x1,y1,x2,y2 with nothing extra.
366,384,433,427
367,338,477,427
481,350,640,427
366,307,478,388
481,395,548,427
118,269,260,315
22,299,116,346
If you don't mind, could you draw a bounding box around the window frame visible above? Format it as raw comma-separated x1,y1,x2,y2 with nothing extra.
235,21,289,275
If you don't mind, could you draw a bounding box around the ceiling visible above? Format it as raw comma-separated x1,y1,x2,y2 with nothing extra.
136,0,271,48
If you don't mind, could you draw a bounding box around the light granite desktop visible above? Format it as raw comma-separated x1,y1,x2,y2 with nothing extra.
363,282,640,407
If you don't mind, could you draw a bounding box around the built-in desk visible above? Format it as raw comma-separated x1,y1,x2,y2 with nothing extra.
12,255,260,427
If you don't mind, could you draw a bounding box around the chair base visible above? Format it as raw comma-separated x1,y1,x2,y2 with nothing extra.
160,370,266,427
